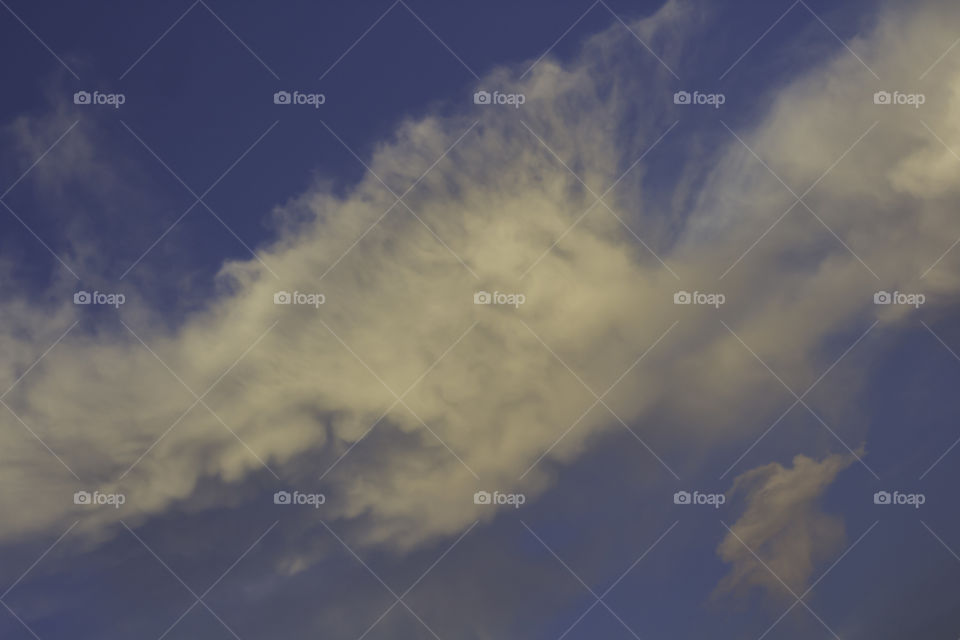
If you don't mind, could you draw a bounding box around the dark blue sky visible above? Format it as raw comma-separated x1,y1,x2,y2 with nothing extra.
1,1,959,639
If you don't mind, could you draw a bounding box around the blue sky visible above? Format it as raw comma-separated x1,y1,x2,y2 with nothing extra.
1,1,960,638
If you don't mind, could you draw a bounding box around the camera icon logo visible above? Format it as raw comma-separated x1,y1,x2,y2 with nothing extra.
673,91,691,105
73,490,92,505
873,291,892,305
273,491,292,505
873,91,892,105
74,291,92,304
474,291,492,305
473,490,492,505
274,291,292,304
673,291,692,305
274,91,291,105
73,91,91,105
873,491,891,505
673,491,692,505
474,91,491,105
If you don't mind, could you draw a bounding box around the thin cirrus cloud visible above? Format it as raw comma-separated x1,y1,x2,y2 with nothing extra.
0,0,957,589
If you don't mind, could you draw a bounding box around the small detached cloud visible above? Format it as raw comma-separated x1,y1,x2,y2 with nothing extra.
715,452,855,600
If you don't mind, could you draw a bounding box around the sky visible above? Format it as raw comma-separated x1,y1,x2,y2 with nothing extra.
0,0,959,638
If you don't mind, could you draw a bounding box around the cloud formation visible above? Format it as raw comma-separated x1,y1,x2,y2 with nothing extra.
715,452,854,599
0,0,958,571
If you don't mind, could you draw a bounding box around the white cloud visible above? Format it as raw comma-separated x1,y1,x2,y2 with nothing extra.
0,0,958,564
